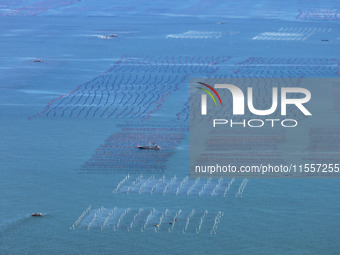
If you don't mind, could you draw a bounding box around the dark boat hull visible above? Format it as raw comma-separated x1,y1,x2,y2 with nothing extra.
32,213,42,216
138,146,160,150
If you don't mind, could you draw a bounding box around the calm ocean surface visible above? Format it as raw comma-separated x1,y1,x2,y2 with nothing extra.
1,1,340,254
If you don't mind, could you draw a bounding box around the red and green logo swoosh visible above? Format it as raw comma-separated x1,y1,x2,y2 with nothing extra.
197,82,222,106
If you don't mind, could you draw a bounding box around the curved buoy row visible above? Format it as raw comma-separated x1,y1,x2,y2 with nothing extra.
101,207,117,230
87,206,105,230
235,179,249,198
196,210,208,234
210,211,224,235
113,175,130,193
70,204,91,230
183,209,195,233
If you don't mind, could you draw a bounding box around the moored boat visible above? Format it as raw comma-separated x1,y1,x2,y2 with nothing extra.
31,213,43,216
138,142,160,150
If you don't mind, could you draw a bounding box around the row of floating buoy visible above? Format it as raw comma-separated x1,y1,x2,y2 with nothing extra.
71,207,224,234
87,206,105,230
70,204,91,230
210,211,224,235
113,175,243,198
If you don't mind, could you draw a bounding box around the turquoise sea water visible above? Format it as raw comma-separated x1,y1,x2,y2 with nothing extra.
1,1,340,254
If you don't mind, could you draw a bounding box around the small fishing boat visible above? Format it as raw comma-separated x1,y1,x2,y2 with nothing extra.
138,142,160,150
31,213,43,217
33,58,44,62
